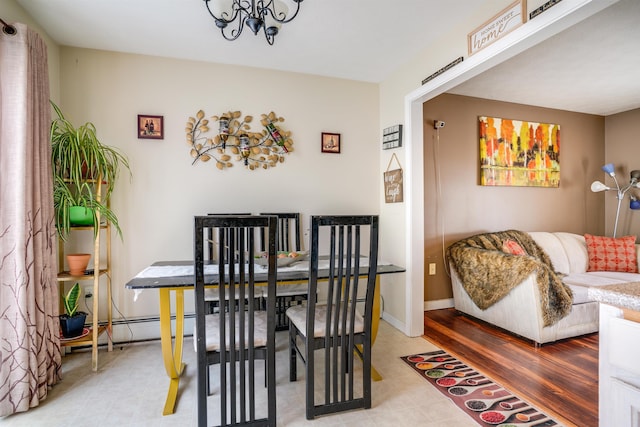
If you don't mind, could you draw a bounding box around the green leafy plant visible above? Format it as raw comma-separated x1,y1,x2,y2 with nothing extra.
50,101,131,240
63,282,81,317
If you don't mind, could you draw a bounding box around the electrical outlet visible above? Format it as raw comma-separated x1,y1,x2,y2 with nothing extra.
83,286,93,299
428,263,436,275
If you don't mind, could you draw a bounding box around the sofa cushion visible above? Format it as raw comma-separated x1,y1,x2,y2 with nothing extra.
584,234,638,273
529,232,572,274
554,233,589,274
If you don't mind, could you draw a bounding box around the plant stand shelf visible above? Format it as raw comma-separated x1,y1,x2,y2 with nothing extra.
60,325,110,348
57,217,113,371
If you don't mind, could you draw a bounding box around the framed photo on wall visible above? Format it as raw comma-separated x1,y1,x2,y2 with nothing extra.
321,132,340,153
138,115,164,139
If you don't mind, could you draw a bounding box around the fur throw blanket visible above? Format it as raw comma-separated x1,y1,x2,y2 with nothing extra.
446,230,573,327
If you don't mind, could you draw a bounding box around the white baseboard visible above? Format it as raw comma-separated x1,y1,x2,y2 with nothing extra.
424,298,454,311
381,311,405,332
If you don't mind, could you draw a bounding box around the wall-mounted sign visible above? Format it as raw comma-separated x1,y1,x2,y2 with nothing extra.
530,0,562,19
421,57,464,86
384,153,404,203
382,125,403,150
468,0,526,56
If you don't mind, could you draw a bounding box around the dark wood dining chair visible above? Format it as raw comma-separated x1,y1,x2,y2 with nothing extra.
259,212,308,330
205,212,251,313
285,215,379,419
194,215,277,427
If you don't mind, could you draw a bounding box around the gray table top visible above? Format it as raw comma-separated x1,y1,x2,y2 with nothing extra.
125,259,405,290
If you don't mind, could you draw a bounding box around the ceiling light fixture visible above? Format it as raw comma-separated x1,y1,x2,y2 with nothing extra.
203,0,304,45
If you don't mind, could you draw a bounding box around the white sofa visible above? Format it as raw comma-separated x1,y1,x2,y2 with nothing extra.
450,232,640,344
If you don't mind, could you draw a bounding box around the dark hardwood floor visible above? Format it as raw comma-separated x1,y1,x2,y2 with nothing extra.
424,309,598,427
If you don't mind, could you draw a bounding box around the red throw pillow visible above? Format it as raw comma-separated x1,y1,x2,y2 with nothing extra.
584,233,638,273
502,239,526,256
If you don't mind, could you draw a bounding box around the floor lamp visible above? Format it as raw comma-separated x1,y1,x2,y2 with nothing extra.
591,163,640,237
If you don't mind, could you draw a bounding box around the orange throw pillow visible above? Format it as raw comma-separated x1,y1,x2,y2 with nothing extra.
502,239,527,256
584,233,638,273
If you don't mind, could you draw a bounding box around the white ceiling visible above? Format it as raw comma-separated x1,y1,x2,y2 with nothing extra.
14,0,640,116
15,0,502,83
449,0,640,116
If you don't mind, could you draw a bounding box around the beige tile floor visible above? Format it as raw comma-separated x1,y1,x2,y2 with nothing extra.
0,321,476,426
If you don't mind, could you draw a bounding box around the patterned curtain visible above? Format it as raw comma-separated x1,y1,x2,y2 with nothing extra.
0,22,61,415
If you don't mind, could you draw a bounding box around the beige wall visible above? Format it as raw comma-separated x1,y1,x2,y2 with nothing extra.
58,47,379,341
423,94,606,300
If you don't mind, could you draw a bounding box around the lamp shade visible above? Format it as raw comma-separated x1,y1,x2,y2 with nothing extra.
602,163,616,176
265,0,288,30
591,181,610,192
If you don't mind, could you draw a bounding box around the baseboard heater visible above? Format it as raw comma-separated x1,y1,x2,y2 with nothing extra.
70,313,197,350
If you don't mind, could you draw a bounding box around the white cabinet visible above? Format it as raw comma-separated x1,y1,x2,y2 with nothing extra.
599,303,640,426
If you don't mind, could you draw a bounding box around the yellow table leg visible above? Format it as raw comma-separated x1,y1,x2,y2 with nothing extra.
356,275,383,381
370,276,382,381
160,288,186,416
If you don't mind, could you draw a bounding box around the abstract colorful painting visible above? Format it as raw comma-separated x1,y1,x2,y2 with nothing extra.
479,116,560,187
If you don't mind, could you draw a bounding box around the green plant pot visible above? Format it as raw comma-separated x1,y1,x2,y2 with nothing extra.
69,206,94,226
60,312,87,338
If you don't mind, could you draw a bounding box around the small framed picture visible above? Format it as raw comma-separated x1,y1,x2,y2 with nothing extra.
321,132,340,153
138,115,164,139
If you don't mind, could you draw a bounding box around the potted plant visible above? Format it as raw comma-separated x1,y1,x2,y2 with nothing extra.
50,101,131,240
59,283,87,338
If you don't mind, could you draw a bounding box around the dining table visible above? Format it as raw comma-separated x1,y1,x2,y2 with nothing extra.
125,256,405,416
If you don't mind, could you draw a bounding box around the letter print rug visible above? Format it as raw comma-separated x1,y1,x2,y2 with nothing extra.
401,350,562,426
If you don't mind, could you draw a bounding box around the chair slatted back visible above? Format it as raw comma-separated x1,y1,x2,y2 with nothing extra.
194,215,277,427
259,212,305,330
259,212,301,252
306,215,379,417
207,213,251,261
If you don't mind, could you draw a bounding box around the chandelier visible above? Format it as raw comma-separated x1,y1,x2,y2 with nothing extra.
203,0,304,45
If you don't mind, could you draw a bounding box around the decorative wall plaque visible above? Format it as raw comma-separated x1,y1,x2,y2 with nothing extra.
185,110,293,170
384,153,404,203
382,125,403,150
468,0,526,56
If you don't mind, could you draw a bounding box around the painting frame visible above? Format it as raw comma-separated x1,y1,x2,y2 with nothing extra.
138,114,164,140
321,132,341,154
479,115,560,188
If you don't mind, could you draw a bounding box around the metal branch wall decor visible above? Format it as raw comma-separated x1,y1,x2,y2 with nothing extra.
185,110,293,170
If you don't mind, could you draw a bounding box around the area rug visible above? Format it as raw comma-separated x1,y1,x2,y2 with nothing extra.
401,350,561,426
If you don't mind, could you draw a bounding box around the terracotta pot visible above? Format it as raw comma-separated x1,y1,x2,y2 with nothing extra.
67,253,91,276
